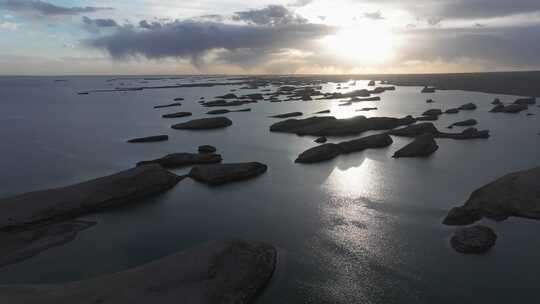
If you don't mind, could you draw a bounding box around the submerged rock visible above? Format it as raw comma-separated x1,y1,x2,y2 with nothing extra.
269,112,303,119
295,134,392,163
162,112,192,118
357,107,378,112
173,97,184,101
443,167,540,225
137,153,222,168
198,145,217,153
172,117,233,130
445,108,459,114
270,115,416,137
450,225,497,254
127,135,168,143
0,220,96,268
448,119,478,129
492,98,502,105
0,240,276,304
189,162,268,185
416,115,439,121
0,165,182,229
350,96,380,102
426,99,435,103
392,133,438,158
154,103,181,109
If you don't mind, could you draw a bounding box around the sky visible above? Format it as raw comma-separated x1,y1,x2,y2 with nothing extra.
0,0,539,75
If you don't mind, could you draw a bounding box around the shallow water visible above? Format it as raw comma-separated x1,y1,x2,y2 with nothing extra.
0,75,539,303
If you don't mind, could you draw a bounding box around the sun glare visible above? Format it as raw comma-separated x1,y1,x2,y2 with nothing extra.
321,25,399,65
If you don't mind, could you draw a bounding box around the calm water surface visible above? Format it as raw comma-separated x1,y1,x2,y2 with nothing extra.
0,76,538,303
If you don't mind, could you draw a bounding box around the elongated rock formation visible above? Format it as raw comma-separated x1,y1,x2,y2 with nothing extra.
172,117,233,130
389,123,489,139
270,115,416,137
295,133,393,163
137,153,222,168
127,135,168,143
189,162,268,185
0,240,277,304
0,165,182,229
443,167,540,225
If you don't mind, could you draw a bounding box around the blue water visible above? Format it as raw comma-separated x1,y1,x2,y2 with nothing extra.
0,76,539,303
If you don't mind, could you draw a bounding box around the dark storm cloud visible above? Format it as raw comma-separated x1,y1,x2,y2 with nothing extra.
83,17,117,28
232,5,307,26
82,16,118,33
0,0,113,16
87,19,333,64
139,20,162,30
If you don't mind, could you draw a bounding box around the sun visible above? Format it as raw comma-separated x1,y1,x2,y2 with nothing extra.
321,24,399,65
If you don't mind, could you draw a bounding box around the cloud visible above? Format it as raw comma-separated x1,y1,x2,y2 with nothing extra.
87,19,333,65
0,20,18,30
139,20,163,30
288,0,315,7
232,5,307,26
0,0,113,16
82,16,118,33
363,11,385,20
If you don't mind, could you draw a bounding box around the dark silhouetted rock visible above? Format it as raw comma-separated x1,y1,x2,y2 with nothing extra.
458,103,477,110
421,86,436,93
154,103,181,109
422,109,442,116
206,108,251,115
392,133,438,158
295,143,342,163
198,145,217,153
0,165,182,229
270,112,303,119
350,96,380,102
315,136,327,143
0,240,276,304
448,119,478,129
357,107,378,112
203,100,249,107
314,110,330,114
492,98,502,105
189,162,268,185
443,167,540,225
127,135,168,143
216,93,237,99
426,99,435,103
368,80,376,86
137,153,222,168
389,123,489,139
416,115,439,121
388,123,439,137
172,117,232,130
490,104,528,113
270,115,416,137
445,108,459,114
162,112,192,118
173,97,184,101
450,225,497,254
295,134,392,163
